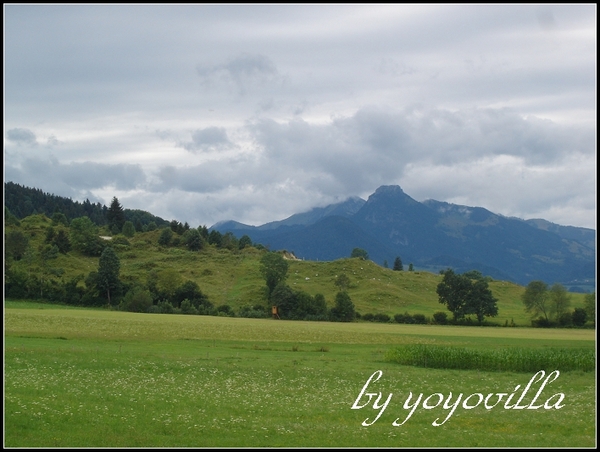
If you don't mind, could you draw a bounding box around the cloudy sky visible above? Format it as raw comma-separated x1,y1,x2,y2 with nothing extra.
4,4,596,229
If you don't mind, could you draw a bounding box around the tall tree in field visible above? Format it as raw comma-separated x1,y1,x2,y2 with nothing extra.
97,246,121,307
106,197,125,233
437,269,471,320
330,291,355,322
521,280,549,321
467,279,499,324
259,252,289,297
549,283,571,321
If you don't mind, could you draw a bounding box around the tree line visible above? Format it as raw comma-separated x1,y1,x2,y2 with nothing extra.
5,182,169,230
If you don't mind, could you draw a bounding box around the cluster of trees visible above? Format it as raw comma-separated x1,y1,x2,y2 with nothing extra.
522,280,595,327
386,256,413,271
157,222,253,252
436,269,499,324
5,182,169,230
260,252,355,322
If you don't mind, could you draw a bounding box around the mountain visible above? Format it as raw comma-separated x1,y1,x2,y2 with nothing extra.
212,185,595,287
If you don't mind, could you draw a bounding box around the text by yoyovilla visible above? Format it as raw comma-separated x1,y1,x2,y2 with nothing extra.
351,370,565,427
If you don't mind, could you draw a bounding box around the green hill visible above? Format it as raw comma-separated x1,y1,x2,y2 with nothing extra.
4,214,590,326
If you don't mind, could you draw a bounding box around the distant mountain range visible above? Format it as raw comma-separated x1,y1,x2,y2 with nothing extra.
212,185,596,289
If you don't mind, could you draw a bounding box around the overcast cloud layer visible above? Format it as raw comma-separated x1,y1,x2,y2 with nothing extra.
4,4,596,229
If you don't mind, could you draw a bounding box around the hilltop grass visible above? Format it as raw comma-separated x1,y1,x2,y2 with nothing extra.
4,305,596,448
6,214,592,326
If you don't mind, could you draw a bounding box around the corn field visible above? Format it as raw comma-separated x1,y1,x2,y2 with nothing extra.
384,345,595,373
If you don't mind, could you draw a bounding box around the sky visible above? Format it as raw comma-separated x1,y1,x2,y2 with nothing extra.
3,4,597,230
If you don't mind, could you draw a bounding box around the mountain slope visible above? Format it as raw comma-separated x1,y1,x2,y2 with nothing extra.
213,185,595,287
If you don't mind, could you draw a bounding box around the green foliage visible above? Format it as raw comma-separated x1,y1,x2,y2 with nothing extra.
107,197,125,233
208,229,223,247
238,234,253,250
334,273,351,291
350,247,368,260
97,247,121,306
583,292,595,322
571,307,588,327
5,230,29,261
330,291,355,322
53,229,71,254
385,344,595,373
260,252,289,296
432,311,448,325
122,221,136,238
5,206,21,226
183,228,204,251
522,280,550,321
120,286,153,313
393,256,403,271
436,269,471,319
437,269,498,323
172,280,211,310
158,228,173,246
549,283,571,320
270,282,296,318
408,263,414,271
52,212,69,226
70,216,105,256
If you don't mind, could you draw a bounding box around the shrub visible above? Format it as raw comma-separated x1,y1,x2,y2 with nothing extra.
120,287,153,313
572,308,588,327
412,313,427,324
394,312,414,324
362,313,374,322
432,311,448,325
180,298,198,315
157,300,175,314
373,313,391,323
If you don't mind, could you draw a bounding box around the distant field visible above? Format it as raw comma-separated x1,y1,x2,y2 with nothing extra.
4,303,596,447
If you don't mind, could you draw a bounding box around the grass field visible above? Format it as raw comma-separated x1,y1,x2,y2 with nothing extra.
4,301,596,448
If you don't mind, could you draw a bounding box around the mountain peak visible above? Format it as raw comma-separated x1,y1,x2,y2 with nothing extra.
373,185,405,195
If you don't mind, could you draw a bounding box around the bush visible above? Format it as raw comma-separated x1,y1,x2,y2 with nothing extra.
157,300,175,314
373,313,391,323
532,316,554,328
394,312,414,324
217,304,234,316
572,308,588,327
432,311,448,325
362,313,374,322
180,298,199,315
412,314,427,324
558,312,573,327
120,287,153,313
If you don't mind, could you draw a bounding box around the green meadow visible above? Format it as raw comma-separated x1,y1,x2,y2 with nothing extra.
4,301,596,448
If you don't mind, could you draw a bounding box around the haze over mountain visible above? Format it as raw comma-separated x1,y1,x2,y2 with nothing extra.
212,185,595,289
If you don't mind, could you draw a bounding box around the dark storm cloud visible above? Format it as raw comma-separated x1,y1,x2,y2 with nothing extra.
6,128,37,145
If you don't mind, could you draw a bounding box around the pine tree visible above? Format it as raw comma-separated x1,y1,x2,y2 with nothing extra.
106,197,125,233
393,256,403,271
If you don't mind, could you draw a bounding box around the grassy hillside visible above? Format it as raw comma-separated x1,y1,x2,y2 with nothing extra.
5,214,591,326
